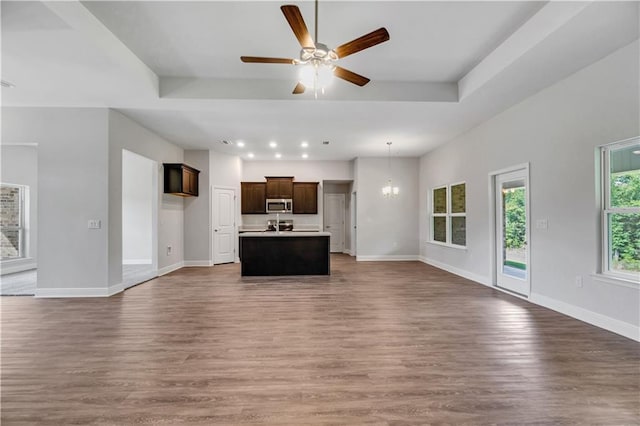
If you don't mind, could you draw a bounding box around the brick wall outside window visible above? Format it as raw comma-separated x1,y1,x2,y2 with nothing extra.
1,186,22,259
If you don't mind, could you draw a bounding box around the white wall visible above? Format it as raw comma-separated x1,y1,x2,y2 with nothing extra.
419,41,640,339
184,150,211,265
122,149,153,264
212,151,243,189
356,157,420,260
0,145,38,273
108,110,184,283
2,108,110,293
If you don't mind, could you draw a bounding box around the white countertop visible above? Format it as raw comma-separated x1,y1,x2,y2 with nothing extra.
238,227,321,232
239,231,330,237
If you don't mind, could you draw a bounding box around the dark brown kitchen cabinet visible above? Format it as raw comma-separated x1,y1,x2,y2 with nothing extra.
241,182,267,214
265,177,293,199
163,163,200,197
293,182,318,214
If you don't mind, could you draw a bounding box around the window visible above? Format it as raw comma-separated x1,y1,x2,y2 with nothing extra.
1,183,27,260
431,182,466,247
601,137,640,281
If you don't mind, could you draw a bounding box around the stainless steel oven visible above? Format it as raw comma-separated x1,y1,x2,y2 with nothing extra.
266,199,292,213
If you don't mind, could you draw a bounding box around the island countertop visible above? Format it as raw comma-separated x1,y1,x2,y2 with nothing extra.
239,231,331,237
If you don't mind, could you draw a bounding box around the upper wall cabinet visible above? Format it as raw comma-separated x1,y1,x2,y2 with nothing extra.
265,177,293,199
163,163,200,197
293,182,318,214
241,182,267,214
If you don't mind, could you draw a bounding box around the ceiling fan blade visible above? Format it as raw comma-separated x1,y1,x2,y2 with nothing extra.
334,27,390,59
293,82,305,94
333,66,370,87
281,5,315,49
241,56,295,64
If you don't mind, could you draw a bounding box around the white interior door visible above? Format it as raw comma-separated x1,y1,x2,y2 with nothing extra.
495,168,530,296
324,194,345,253
213,187,235,264
351,191,357,256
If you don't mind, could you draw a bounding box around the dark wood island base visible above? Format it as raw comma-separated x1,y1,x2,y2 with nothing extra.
239,232,330,276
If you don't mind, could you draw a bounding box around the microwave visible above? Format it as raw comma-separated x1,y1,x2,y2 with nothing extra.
266,199,293,213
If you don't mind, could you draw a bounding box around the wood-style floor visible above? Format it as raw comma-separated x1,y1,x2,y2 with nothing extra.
1,255,638,424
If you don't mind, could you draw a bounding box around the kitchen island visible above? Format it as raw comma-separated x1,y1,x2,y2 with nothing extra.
239,232,330,276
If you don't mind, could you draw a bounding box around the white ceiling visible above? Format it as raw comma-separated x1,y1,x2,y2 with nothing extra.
2,1,638,160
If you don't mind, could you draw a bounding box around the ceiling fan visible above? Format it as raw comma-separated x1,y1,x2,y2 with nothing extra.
240,1,390,96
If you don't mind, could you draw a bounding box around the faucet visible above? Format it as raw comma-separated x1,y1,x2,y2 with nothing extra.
276,213,280,233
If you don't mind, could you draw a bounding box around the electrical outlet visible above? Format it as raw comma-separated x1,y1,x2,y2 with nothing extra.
575,275,583,288
167,245,172,256
88,219,101,229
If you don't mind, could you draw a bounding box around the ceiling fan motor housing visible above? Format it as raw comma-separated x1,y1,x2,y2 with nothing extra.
299,43,338,65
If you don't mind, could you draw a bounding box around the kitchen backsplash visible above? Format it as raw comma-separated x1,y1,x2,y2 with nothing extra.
241,214,320,229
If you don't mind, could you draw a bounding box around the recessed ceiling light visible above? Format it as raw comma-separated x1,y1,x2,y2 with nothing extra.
275,153,282,159
269,141,277,148
1,80,15,88
237,141,245,148
302,153,308,159
248,152,254,158
301,141,309,148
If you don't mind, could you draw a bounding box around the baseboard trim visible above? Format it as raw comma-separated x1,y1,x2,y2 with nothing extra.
108,282,124,296
123,259,152,265
419,256,492,286
357,255,420,262
158,261,184,276
343,249,352,255
1,261,37,275
35,286,109,298
530,292,639,342
420,257,639,342
184,260,213,267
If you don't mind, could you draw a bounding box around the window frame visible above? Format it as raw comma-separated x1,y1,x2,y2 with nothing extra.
1,183,27,260
600,137,640,283
430,181,467,249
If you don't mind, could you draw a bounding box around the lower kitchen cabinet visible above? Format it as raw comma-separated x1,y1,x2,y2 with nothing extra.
293,182,318,214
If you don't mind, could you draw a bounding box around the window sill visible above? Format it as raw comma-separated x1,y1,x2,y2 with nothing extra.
1,257,33,264
426,241,467,251
591,273,639,290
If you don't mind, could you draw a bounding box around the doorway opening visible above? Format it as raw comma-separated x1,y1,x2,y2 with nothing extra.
122,150,157,289
490,165,530,297
323,180,353,254
0,144,37,296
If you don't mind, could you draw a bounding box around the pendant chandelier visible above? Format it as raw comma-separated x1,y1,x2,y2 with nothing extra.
382,141,399,197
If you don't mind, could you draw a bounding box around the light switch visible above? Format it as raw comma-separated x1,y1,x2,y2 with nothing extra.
88,219,101,229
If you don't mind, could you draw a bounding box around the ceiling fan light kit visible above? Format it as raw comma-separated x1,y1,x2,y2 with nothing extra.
240,1,389,98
